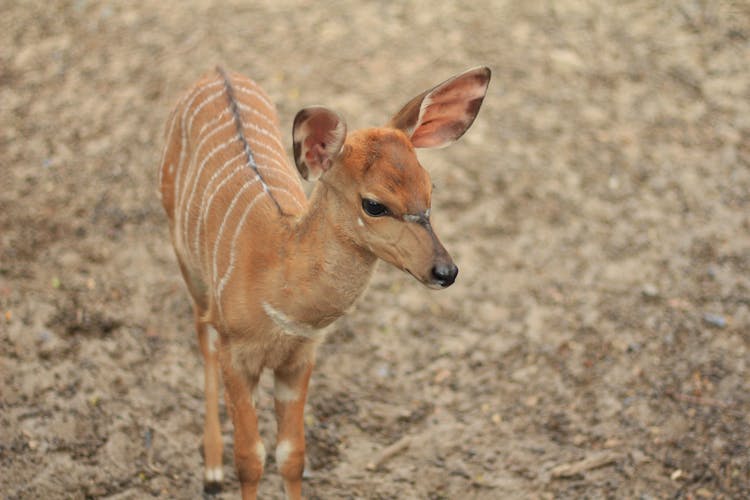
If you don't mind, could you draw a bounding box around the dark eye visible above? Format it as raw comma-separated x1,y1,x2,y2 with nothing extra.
362,198,389,217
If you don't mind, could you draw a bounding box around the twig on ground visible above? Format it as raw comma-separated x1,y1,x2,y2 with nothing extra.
366,436,413,471
550,451,620,479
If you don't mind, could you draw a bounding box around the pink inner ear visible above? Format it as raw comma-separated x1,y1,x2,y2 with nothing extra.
293,105,346,180
305,141,330,170
302,112,343,171
409,70,489,148
411,97,484,148
305,114,337,145
411,117,467,148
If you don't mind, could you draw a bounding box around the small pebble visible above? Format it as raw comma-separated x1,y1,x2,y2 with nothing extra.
641,284,659,299
695,487,713,498
702,313,726,328
375,364,390,378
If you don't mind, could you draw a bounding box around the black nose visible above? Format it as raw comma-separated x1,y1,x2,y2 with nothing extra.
431,263,458,287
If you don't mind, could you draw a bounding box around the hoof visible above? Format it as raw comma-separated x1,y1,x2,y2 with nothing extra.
203,480,222,495
203,467,223,495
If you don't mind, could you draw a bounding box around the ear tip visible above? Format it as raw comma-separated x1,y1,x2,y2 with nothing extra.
295,105,344,119
472,66,492,86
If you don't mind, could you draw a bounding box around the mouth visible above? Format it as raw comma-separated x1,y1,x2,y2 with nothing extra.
404,268,453,290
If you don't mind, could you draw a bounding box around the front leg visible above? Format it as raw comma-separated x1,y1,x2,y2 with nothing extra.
273,363,313,500
220,354,265,500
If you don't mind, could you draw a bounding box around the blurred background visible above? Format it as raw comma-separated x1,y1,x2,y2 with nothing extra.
1,0,749,498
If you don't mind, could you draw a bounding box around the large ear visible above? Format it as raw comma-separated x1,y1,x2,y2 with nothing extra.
388,66,490,149
292,106,347,181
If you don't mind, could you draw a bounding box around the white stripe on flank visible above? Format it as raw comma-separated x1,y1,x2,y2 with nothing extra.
175,79,224,181
194,154,247,260
181,114,235,191
257,164,302,190
269,186,304,209
236,102,280,135
178,96,234,217
178,135,243,262
196,108,231,143
159,79,218,191
192,131,303,259
197,133,285,210
174,79,224,233
252,149,289,172
179,118,238,252
215,188,266,304
211,179,261,288
234,85,275,113
234,108,285,151
236,130,287,164
186,89,225,137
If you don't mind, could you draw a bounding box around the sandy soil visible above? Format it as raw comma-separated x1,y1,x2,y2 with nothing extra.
2,1,749,498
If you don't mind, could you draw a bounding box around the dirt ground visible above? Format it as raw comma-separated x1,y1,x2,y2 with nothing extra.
2,0,749,498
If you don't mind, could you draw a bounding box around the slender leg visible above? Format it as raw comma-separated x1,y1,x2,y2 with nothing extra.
221,354,265,500
273,363,313,500
195,314,223,492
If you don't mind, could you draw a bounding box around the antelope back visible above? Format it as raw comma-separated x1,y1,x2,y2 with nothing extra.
158,69,306,309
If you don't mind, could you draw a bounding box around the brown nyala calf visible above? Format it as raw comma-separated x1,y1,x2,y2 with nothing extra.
158,66,490,499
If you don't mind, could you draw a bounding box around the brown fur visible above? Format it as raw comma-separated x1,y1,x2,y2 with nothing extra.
158,66,489,499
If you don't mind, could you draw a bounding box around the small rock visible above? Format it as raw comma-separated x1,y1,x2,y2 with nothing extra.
670,469,683,481
641,284,659,299
702,313,726,328
375,364,390,378
627,342,641,353
629,449,649,465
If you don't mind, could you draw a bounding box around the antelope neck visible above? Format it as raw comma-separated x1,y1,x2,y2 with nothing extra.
279,182,377,328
